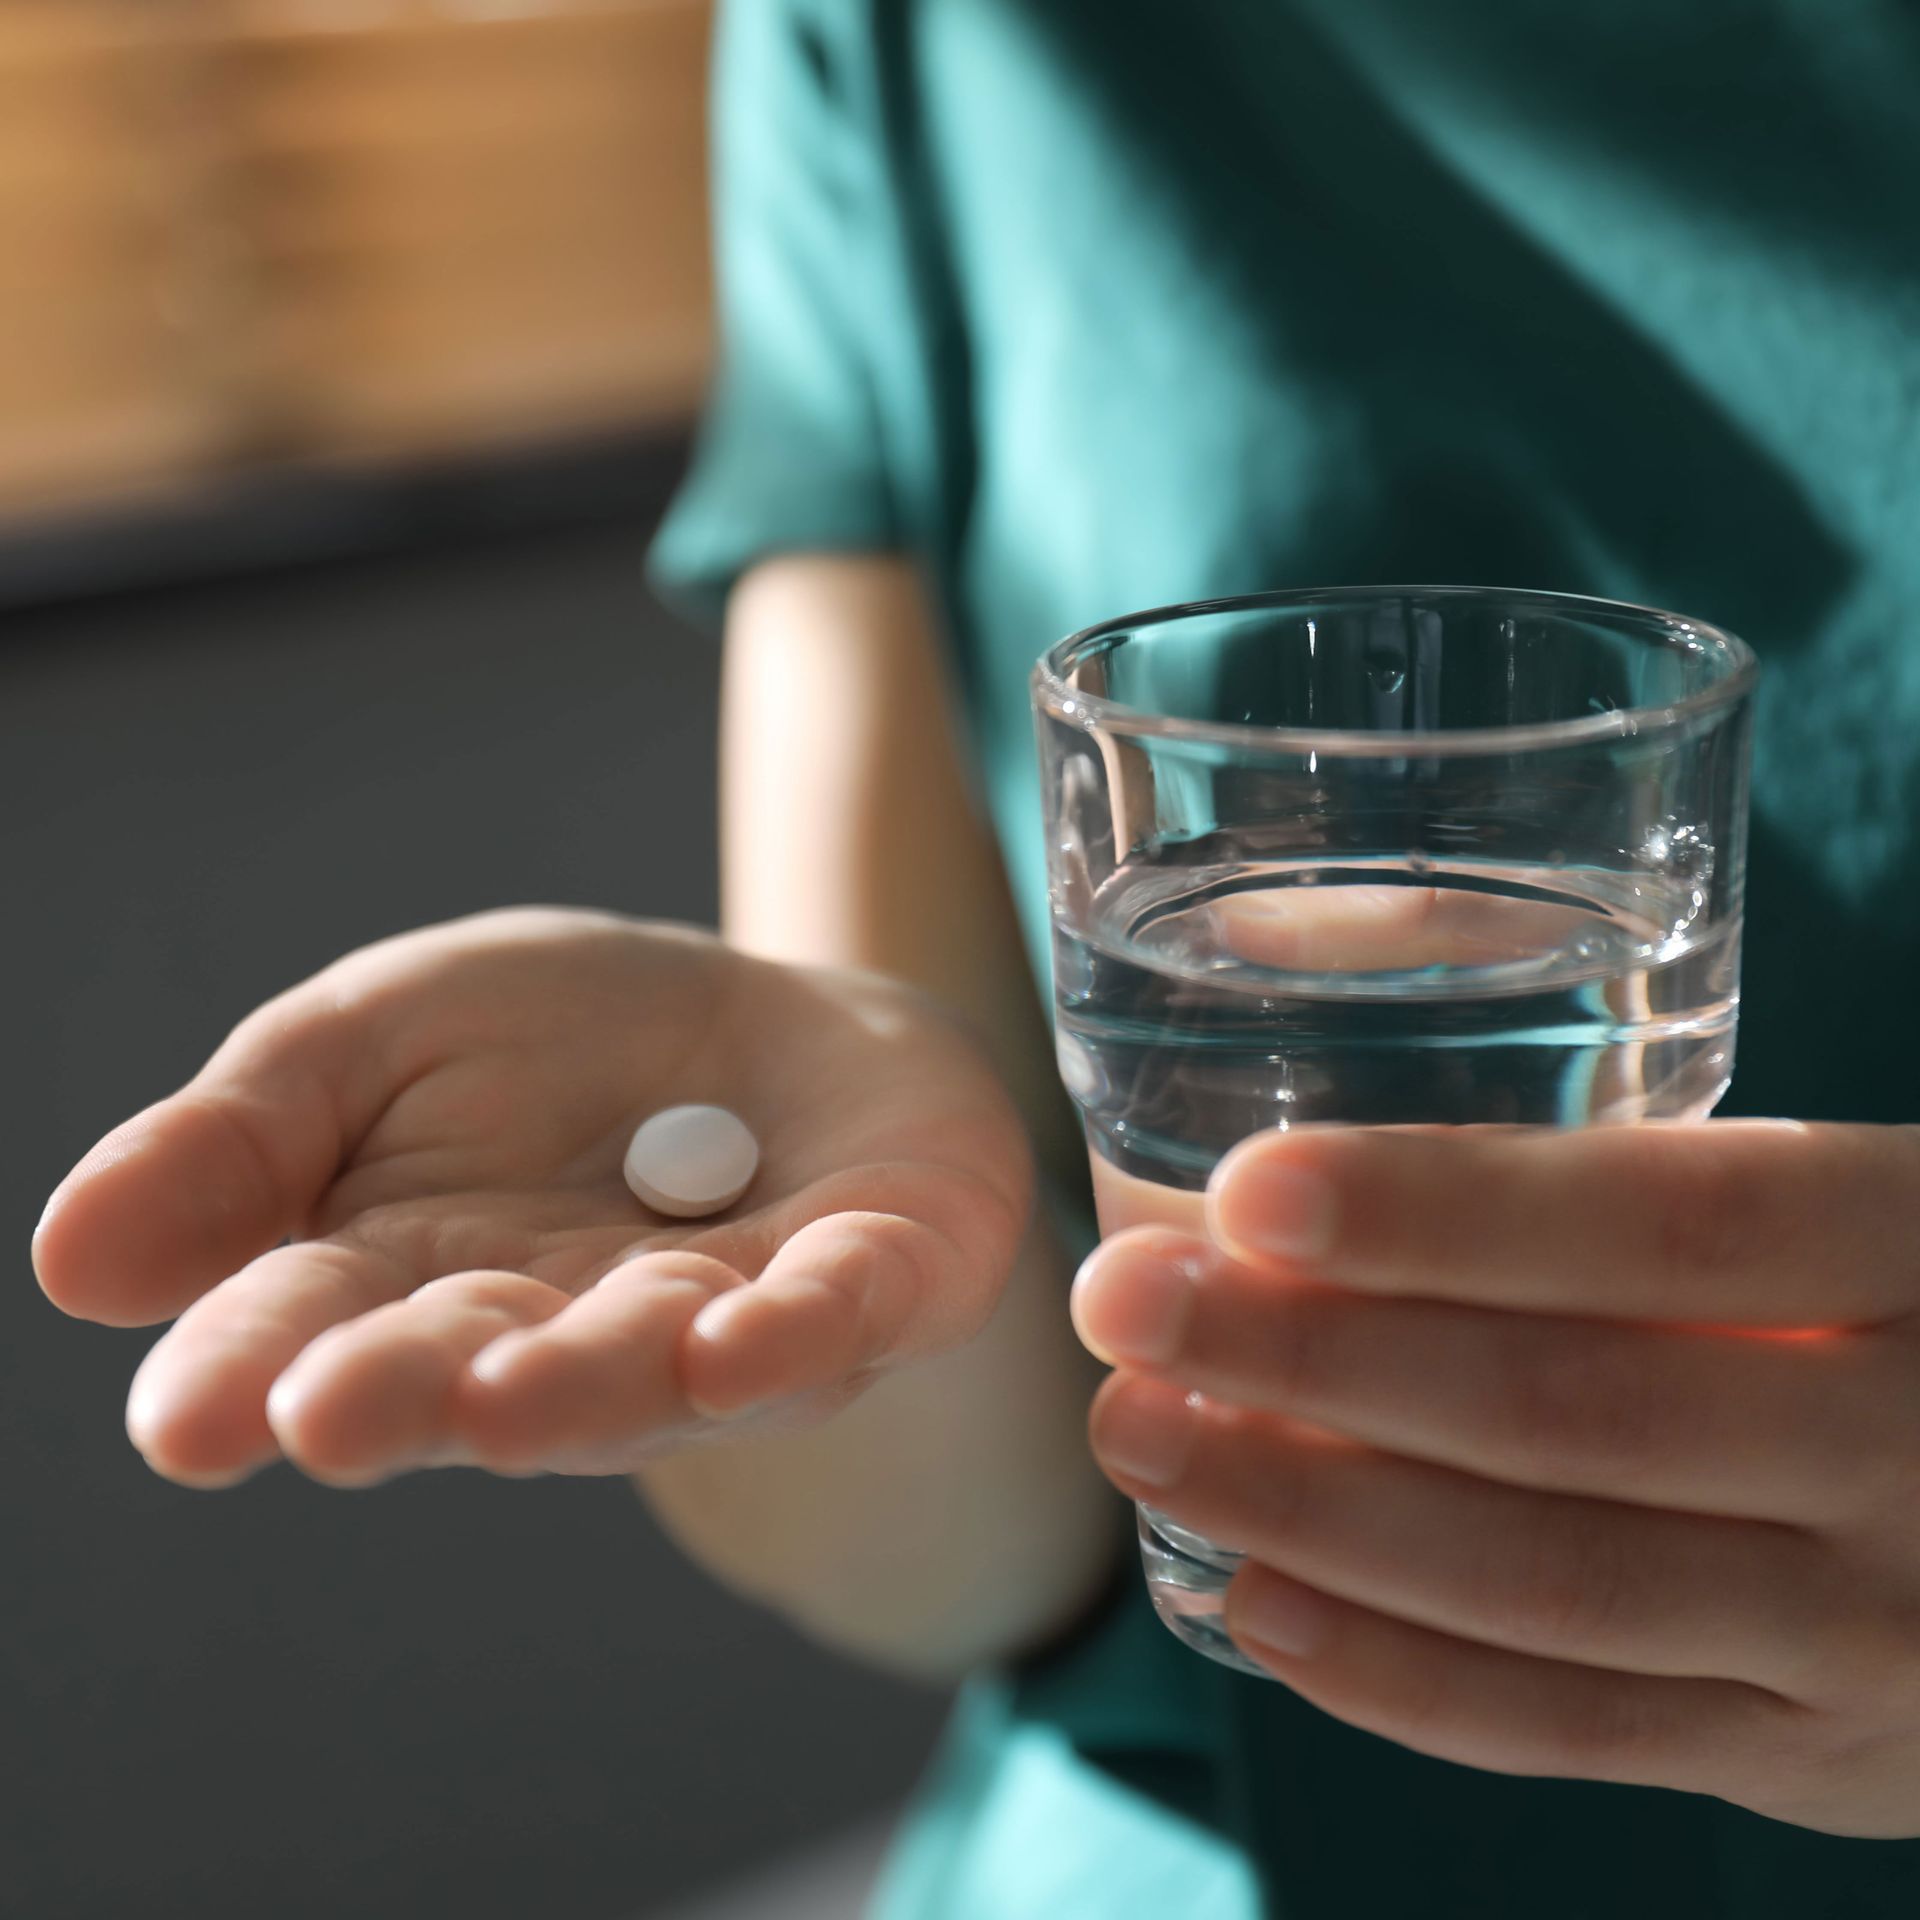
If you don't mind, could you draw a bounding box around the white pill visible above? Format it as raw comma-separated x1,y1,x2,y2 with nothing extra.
623,1105,760,1219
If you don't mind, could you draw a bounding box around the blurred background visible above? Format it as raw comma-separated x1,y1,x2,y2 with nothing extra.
6,3,947,1916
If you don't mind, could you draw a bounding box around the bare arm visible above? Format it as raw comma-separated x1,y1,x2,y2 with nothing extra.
634,554,1118,1680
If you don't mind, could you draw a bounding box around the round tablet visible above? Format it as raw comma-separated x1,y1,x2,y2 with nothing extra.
623,1105,760,1219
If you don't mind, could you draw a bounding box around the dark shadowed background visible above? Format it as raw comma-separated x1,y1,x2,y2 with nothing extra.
4,439,948,1918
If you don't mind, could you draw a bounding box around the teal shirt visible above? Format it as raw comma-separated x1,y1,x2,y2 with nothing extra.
652,3,1920,1913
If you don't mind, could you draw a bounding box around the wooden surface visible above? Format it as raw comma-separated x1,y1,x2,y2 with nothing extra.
0,0,714,512
0,1,226,511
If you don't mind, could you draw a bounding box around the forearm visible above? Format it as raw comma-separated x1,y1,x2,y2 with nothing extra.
634,554,1117,1677
714,552,1083,1185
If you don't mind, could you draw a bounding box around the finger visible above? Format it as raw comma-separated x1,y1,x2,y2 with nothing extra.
1091,1375,1848,1696
126,1240,409,1486
678,1164,1019,1416
1218,1559,1800,1805
1072,1228,1900,1524
456,1252,743,1470
1206,1120,1920,1325
34,983,393,1328
676,1215,949,1416
1214,883,1595,973
265,1272,570,1485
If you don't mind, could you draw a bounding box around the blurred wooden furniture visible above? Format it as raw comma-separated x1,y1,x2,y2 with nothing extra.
223,0,714,462
0,1,228,513
0,0,713,518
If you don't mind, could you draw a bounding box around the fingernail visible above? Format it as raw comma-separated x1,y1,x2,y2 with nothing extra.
1091,1381,1194,1489
1211,1156,1334,1262
1230,1570,1333,1660
1071,1244,1196,1366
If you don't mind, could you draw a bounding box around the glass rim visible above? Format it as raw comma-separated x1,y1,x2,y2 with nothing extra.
1031,583,1758,759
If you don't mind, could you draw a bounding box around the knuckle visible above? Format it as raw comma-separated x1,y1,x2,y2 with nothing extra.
1643,1145,1763,1288
1543,1675,1669,1783
1700,1703,1831,1816
1243,1423,1318,1540
1368,1637,1458,1753
1487,1502,1638,1658
1862,1337,1920,1515
1495,1326,1664,1481
1198,1400,1313,1545
1251,1288,1338,1407
1799,1582,1920,1715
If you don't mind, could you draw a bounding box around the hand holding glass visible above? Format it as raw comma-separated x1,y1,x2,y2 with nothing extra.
1032,587,1756,1673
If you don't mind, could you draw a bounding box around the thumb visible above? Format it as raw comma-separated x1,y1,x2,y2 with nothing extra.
34,988,383,1329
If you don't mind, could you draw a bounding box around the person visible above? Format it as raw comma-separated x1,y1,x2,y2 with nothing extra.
34,3,1920,1913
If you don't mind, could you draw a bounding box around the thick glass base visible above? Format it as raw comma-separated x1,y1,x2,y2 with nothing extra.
1136,1505,1272,1678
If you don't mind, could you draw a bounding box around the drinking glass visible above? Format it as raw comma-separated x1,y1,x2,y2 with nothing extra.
1032,586,1757,1674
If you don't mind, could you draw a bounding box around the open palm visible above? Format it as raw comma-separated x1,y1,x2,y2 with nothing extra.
34,909,1032,1486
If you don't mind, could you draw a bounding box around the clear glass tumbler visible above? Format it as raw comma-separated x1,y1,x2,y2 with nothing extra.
1032,586,1757,1674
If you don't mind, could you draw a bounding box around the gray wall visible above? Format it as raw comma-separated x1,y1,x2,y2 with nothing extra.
5,482,947,1918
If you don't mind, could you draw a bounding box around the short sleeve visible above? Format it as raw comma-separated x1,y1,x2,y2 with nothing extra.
648,0,902,626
